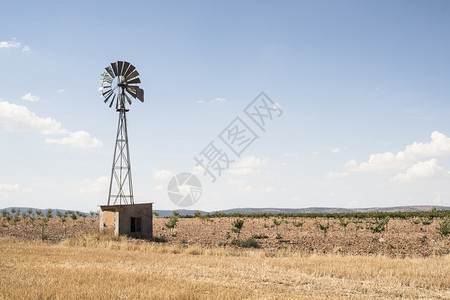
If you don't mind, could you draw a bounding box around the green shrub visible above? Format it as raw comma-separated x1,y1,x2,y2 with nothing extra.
231,237,242,247
438,218,450,237
422,218,433,225
215,241,227,247
241,238,260,248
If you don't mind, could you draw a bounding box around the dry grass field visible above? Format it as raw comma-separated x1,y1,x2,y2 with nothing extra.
1,235,449,299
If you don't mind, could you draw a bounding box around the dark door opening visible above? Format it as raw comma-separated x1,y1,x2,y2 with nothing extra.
130,217,141,232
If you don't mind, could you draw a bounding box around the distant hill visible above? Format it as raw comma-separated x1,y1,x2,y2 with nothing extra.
2,205,449,218
153,205,449,217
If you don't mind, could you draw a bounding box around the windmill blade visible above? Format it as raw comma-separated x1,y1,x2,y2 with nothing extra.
103,89,113,97
117,61,124,76
109,95,116,108
104,91,114,103
127,78,141,85
102,74,113,82
122,62,131,77
100,79,112,84
101,72,113,81
126,85,140,90
116,96,119,110
136,88,144,102
125,93,132,105
126,70,139,81
126,88,137,98
123,64,135,78
105,66,114,78
111,62,119,76
99,85,111,91
100,72,112,81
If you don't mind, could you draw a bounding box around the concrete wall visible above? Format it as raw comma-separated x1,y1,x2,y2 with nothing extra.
118,203,153,238
99,203,152,238
99,210,117,235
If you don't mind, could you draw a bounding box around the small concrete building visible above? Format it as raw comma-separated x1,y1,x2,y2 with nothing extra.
99,203,153,238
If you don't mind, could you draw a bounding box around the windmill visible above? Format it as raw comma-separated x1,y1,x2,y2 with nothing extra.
99,61,144,205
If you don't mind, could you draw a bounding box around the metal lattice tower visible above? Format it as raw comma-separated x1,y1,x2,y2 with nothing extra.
108,99,133,205
99,61,144,205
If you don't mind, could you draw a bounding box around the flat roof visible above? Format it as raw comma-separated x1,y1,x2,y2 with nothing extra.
99,202,154,209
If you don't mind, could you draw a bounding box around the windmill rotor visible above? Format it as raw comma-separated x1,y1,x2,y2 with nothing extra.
100,61,144,110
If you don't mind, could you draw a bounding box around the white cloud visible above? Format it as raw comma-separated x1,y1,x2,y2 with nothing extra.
57,89,65,94
261,187,276,192
192,165,204,175
229,156,268,175
273,102,282,110
0,40,30,52
80,176,109,194
45,131,103,149
153,169,173,181
312,151,319,155
330,148,340,153
328,131,450,182
0,184,31,196
21,93,40,102
0,184,21,192
0,40,21,49
210,97,225,103
392,159,449,182
344,160,358,171
0,100,67,135
234,156,268,168
326,171,350,179
198,97,226,104
405,131,450,156
0,100,102,149
344,131,450,173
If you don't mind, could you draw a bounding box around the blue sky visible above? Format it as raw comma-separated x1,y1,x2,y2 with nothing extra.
1,1,450,211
